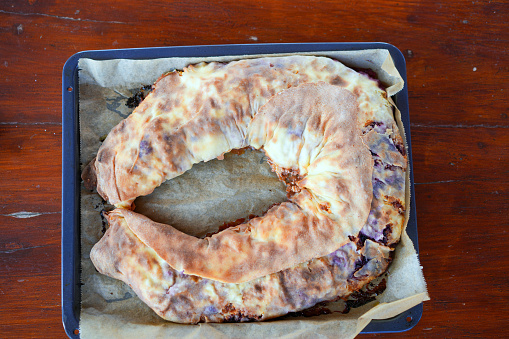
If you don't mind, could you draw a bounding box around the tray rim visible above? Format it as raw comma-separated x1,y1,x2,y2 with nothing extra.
61,42,420,338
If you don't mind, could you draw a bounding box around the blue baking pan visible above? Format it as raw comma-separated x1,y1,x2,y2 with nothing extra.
62,43,421,338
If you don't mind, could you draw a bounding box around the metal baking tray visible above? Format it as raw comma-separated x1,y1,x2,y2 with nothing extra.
62,43,421,338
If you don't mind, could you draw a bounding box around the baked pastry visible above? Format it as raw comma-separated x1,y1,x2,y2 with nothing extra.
92,209,393,323
84,56,394,208
84,56,407,323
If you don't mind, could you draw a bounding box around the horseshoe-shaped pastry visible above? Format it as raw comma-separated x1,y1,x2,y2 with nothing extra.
84,56,407,323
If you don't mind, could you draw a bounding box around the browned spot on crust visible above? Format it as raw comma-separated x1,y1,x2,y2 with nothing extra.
209,97,218,109
254,284,263,293
307,113,323,133
330,75,348,87
276,273,296,308
364,120,375,128
118,120,127,133
221,303,262,322
228,146,251,156
222,303,235,313
353,86,363,97
385,196,405,215
188,275,201,282
213,79,224,93
319,202,331,213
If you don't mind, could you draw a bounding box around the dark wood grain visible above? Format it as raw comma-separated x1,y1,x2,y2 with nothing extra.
0,125,61,214
0,0,507,337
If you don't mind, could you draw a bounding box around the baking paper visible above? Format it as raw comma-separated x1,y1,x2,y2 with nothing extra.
78,49,428,339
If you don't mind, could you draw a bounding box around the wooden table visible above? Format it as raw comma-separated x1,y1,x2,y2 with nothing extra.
1,0,507,337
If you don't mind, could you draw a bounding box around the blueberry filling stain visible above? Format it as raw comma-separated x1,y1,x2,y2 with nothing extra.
126,85,153,108
139,140,153,157
343,279,387,313
353,255,368,272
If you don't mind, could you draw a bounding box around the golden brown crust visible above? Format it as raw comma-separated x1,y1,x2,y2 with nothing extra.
89,56,378,206
90,210,393,323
